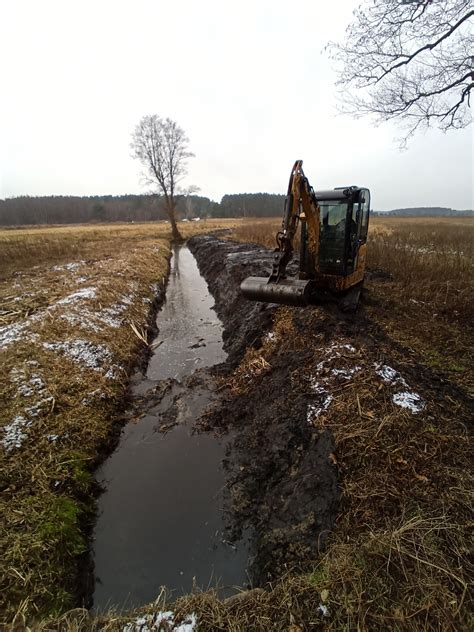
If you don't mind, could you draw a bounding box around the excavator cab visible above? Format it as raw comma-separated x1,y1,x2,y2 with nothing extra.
303,187,370,277
241,161,370,309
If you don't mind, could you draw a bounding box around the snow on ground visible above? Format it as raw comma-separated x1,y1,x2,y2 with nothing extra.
306,346,426,423
56,286,97,305
307,395,333,423
52,261,86,272
392,391,425,413
1,416,33,452
43,339,114,372
1,261,139,348
306,343,360,423
375,362,425,414
0,321,36,350
123,611,197,632
2,364,55,452
10,365,45,397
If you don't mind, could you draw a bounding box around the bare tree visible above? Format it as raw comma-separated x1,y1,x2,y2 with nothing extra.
328,0,473,143
131,115,196,238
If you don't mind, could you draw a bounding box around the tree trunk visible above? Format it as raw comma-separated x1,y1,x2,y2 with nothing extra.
167,202,182,240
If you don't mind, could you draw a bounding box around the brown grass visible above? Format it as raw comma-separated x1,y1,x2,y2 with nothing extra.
0,220,240,624
229,216,473,315
2,216,472,630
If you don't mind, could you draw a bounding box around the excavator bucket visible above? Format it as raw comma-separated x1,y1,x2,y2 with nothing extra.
240,276,313,307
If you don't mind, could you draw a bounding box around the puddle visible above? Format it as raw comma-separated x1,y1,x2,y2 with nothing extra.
92,245,248,612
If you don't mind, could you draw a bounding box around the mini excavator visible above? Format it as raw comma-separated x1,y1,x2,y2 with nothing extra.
241,160,371,311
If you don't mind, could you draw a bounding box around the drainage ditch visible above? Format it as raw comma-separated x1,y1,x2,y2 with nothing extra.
92,244,250,611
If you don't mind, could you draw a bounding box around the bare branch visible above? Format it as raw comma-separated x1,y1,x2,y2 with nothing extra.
327,0,473,141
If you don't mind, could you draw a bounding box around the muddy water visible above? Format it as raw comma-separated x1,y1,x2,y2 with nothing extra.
92,245,248,611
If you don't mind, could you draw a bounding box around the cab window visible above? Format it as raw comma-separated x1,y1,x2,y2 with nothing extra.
359,190,370,242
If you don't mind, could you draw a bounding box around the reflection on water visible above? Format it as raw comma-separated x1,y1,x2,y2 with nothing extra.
92,245,248,612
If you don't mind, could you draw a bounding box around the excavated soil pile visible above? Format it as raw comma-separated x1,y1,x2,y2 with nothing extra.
188,235,340,582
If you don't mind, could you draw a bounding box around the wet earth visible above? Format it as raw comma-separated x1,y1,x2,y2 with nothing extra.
91,233,473,613
92,236,347,611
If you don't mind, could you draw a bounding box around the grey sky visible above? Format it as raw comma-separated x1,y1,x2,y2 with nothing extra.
1,0,472,210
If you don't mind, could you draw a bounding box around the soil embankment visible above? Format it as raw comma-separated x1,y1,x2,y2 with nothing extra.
188,235,340,582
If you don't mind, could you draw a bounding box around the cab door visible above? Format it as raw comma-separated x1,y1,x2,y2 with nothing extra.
357,189,370,243
353,189,370,275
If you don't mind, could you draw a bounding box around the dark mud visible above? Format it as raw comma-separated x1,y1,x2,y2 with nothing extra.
188,235,297,367
189,235,340,582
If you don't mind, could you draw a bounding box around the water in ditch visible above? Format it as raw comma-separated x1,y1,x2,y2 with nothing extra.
92,245,249,611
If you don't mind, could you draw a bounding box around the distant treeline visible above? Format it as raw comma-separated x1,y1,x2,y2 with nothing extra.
373,207,473,217
0,192,286,226
0,194,472,226
0,194,221,226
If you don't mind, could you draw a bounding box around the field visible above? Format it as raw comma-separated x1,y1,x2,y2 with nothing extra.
0,220,236,623
1,216,473,630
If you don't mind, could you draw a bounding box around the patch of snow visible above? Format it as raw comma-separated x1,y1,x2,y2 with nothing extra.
10,367,45,397
307,394,333,423
25,396,53,417
56,286,97,305
341,344,356,353
331,365,361,380
0,321,28,349
81,389,107,405
46,434,59,442
104,365,122,381
264,332,276,342
121,293,135,306
76,276,89,283
375,363,408,388
393,391,425,413
43,339,113,371
123,611,196,632
318,604,330,617
59,312,101,333
2,415,32,452
52,261,85,272
59,294,135,332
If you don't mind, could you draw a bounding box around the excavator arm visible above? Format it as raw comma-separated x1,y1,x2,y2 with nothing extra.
270,160,321,282
241,160,321,306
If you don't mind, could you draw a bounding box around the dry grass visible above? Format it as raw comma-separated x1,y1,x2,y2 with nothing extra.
229,216,474,316
0,220,240,625
229,216,474,390
2,216,472,630
368,216,473,317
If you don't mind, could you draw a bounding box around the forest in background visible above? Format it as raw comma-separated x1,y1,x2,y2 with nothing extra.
0,192,472,226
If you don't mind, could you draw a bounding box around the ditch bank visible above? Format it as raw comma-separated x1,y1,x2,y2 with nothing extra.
92,235,340,613
188,235,340,583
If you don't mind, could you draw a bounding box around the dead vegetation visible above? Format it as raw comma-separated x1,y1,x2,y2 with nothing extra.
2,216,472,630
219,216,473,630
0,220,238,625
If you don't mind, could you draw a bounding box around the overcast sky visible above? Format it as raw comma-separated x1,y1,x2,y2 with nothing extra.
1,0,472,210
